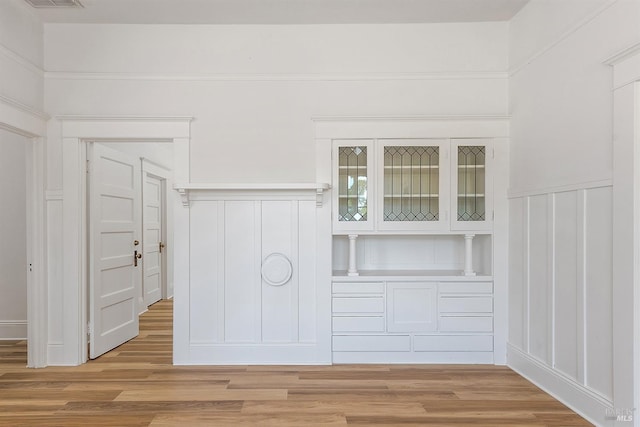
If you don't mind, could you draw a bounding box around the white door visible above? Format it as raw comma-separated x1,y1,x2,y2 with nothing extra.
143,173,164,307
88,143,141,359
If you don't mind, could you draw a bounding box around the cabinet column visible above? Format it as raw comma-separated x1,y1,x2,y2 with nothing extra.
347,234,359,276
464,234,476,276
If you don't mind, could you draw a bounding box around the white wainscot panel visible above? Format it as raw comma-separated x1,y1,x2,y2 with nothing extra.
508,197,525,350
584,187,613,400
261,201,297,343
189,201,221,344
224,201,259,343
297,200,317,343
528,194,550,363
553,191,579,381
46,199,64,348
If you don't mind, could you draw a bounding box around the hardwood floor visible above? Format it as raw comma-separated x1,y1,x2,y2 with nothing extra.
0,300,592,426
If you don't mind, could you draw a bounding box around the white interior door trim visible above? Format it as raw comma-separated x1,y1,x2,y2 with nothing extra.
0,97,47,368
60,116,191,366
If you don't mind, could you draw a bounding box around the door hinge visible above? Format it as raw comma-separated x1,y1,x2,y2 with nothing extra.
87,321,93,337
86,159,90,174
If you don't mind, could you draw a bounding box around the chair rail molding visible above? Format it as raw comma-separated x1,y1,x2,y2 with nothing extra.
174,183,331,208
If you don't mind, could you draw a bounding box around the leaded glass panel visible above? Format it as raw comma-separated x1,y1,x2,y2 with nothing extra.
338,146,368,222
383,145,439,222
457,146,486,221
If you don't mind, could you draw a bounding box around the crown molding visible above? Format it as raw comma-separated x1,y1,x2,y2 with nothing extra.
312,114,510,122
603,41,640,66
0,43,44,77
509,0,617,76
45,71,508,82
55,115,193,122
0,94,49,120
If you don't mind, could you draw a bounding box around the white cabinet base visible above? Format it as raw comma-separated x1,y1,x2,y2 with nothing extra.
333,351,494,364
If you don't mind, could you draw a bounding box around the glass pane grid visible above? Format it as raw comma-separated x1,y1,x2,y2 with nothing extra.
457,145,486,221
338,146,368,222
383,146,439,222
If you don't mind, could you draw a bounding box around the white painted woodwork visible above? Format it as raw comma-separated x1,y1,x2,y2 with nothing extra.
463,234,475,276
439,296,492,313
347,234,359,276
507,183,615,424
413,335,493,352
386,283,438,332
333,297,385,314
332,282,384,294
332,316,385,332
333,335,411,352
142,173,163,308
88,143,141,359
184,190,328,364
439,316,493,332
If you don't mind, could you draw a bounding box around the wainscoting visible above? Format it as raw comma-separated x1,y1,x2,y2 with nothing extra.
508,183,613,424
174,187,331,364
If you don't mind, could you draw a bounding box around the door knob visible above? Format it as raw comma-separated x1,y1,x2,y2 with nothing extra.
134,240,140,246
134,250,142,267
159,242,165,253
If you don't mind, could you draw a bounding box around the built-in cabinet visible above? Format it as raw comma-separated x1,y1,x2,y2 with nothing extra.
333,138,493,233
332,278,494,363
318,118,507,364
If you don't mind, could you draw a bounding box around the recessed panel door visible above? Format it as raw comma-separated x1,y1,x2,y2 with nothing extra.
89,143,141,359
143,173,164,307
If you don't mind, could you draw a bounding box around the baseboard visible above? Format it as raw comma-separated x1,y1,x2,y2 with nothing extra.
507,344,614,427
0,320,27,340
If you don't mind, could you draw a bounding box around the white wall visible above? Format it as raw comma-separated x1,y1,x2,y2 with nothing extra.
42,21,509,365
44,22,508,186
0,0,43,112
0,128,28,339
508,0,640,424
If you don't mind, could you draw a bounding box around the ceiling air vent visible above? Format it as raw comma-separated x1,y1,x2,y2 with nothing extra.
23,0,83,7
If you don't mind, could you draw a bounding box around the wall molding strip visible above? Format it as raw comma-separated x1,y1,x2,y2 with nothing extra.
508,344,613,426
45,71,508,82
508,179,613,199
0,42,44,77
0,94,49,121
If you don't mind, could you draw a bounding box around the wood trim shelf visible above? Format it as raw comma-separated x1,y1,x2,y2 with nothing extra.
174,182,331,207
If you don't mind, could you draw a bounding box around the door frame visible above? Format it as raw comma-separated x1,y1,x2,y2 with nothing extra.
0,97,48,368
141,158,172,305
60,117,191,365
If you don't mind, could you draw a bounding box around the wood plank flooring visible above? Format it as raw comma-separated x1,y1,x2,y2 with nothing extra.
0,300,593,426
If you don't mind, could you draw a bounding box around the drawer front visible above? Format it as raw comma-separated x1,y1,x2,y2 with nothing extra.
333,297,384,314
439,282,493,294
439,316,493,332
333,316,385,332
414,335,493,352
333,335,411,352
333,282,384,294
439,296,493,313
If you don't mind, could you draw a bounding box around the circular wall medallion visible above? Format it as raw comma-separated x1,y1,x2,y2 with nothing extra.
261,253,293,286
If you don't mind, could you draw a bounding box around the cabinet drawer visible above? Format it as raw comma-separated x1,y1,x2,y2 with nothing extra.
439,296,492,313
333,316,385,332
333,297,384,313
333,282,384,294
439,282,493,294
414,335,493,352
439,316,493,332
333,335,411,352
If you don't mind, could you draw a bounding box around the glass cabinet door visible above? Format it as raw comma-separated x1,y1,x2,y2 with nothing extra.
451,139,492,231
378,140,447,231
333,140,374,231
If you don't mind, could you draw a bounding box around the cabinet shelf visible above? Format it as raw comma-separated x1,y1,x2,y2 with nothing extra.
457,165,485,169
332,270,493,280
457,194,485,197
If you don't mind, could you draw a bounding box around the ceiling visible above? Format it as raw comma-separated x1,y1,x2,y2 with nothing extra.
27,0,530,25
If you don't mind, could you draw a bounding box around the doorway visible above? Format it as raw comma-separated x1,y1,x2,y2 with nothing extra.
0,129,29,357
87,141,174,359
